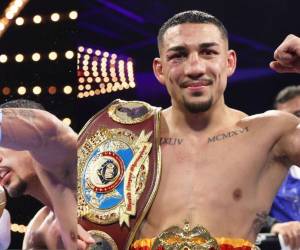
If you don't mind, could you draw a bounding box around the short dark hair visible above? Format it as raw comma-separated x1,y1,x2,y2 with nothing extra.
0,99,45,110
157,10,228,52
274,85,300,108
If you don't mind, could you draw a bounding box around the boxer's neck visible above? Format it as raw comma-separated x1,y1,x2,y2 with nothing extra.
164,99,232,134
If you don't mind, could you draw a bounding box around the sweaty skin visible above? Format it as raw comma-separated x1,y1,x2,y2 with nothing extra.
135,24,300,243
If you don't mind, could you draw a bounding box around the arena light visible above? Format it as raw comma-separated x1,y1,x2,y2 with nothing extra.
15,17,24,25
63,85,72,94
11,223,27,234
33,15,42,24
78,77,85,84
69,11,78,20
32,86,42,95
95,50,101,56
86,48,93,54
77,47,136,98
0,0,29,38
17,86,26,95
2,87,11,96
13,11,78,27
15,53,24,62
0,54,8,63
85,84,91,90
78,46,84,53
15,0,23,8
48,86,57,95
32,52,41,61
50,13,60,22
2,50,75,63
65,50,74,59
62,117,71,126
0,22,5,31
6,11,14,20
48,51,58,60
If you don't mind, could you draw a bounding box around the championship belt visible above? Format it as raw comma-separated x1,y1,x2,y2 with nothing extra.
78,99,161,249
152,222,219,250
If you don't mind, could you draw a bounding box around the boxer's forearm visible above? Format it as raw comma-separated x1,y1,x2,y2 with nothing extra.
50,186,77,250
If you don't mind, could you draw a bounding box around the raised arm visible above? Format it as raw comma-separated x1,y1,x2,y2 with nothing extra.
270,34,300,73
0,108,80,250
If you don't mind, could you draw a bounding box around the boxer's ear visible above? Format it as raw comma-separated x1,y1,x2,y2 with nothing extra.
153,58,166,85
227,49,237,77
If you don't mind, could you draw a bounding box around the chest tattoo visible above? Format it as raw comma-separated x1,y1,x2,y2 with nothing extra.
160,137,183,146
208,127,249,143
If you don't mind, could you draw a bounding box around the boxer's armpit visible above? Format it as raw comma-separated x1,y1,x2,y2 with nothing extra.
251,211,268,234
208,127,249,143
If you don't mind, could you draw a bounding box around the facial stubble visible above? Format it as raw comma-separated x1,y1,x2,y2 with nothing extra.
182,92,213,113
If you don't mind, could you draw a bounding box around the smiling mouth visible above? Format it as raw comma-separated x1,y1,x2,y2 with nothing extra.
182,79,212,88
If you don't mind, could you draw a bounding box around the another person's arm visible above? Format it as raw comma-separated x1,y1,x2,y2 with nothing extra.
271,221,300,250
0,108,95,249
270,34,300,73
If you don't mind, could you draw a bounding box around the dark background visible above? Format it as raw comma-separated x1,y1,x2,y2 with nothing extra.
78,0,300,128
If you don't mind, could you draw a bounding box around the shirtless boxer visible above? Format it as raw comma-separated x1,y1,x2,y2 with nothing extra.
0,100,94,249
129,11,300,249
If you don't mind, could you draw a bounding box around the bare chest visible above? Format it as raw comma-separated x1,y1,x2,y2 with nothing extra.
160,130,265,189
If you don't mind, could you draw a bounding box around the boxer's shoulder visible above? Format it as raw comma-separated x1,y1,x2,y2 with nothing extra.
240,110,298,131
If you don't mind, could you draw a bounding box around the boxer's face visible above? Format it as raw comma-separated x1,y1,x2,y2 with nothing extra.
0,147,35,197
276,95,300,117
154,23,236,113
